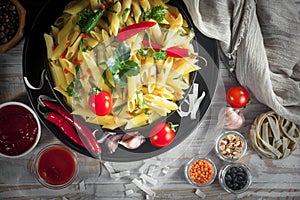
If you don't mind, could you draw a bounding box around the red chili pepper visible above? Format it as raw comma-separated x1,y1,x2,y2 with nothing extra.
43,111,85,148
63,68,69,74
116,21,157,42
42,100,101,159
142,39,190,58
66,41,71,48
74,58,83,65
165,47,190,58
142,40,162,50
60,52,66,58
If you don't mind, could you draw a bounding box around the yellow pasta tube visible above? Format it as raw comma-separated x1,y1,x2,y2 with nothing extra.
125,113,149,130
64,0,89,15
138,0,150,11
147,103,170,116
127,75,141,112
66,31,81,59
120,0,132,24
83,36,99,49
147,20,163,44
144,94,178,111
44,33,54,59
57,15,77,45
132,0,142,23
167,78,189,90
81,52,101,82
157,56,173,85
90,0,100,11
107,1,121,36
49,61,67,87
51,37,68,60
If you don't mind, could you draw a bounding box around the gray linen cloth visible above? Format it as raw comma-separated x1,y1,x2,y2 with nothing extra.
183,0,300,125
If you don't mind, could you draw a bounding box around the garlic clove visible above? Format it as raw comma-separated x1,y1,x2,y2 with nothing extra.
105,134,123,154
224,107,245,130
104,132,146,154
119,132,146,150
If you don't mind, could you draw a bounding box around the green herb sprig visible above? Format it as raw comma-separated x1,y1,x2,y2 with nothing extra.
106,42,140,88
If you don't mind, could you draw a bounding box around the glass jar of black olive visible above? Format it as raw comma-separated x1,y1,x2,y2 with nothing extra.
218,163,252,194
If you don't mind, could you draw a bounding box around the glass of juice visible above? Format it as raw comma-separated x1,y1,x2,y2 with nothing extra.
33,144,79,189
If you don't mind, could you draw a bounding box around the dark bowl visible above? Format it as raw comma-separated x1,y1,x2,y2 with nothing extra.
23,0,219,161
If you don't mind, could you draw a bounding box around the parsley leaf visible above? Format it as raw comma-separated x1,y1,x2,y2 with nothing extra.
138,49,149,56
145,5,166,23
153,51,166,60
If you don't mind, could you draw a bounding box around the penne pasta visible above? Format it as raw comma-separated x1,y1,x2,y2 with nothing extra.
45,0,206,130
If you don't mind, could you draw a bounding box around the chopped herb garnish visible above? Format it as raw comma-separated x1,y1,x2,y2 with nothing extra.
152,51,166,60
145,108,150,115
163,30,169,41
89,86,101,95
138,49,149,56
173,75,182,80
80,39,87,52
177,29,186,37
122,8,130,25
145,5,166,23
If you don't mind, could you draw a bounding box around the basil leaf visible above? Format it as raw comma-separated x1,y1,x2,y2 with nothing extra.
78,9,104,33
113,73,127,88
106,57,120,74
123,60,140,76
115,42,130,61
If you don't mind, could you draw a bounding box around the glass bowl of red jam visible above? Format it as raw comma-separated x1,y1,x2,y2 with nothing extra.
0,101,41,158
33,144,79,190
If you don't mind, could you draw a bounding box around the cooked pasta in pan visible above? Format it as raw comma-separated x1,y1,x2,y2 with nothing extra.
44,0,205,130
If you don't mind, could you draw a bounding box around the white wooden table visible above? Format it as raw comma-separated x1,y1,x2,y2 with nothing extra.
0,1,300,199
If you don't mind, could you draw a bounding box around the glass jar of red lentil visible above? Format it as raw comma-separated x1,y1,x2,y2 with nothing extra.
184,156,217,186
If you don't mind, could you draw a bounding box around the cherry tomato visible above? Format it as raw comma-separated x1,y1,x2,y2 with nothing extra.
149,123,176,147
226,86,250,108
88,90,112,116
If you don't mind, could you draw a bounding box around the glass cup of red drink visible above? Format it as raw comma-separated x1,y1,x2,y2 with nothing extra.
33,144,79,189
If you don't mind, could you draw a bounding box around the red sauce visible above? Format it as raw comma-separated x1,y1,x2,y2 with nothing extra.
0,104,38,156
37,146,77,185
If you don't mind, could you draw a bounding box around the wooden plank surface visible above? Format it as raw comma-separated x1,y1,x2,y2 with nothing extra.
0,1,300,199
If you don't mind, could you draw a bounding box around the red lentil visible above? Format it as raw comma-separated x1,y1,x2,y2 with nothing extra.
189,159,214,184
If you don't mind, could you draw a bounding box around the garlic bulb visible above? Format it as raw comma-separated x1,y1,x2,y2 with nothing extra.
224,107,245,130
104,132,145,154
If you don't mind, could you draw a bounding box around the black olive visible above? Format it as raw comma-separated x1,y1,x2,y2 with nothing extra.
224,166,249,191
